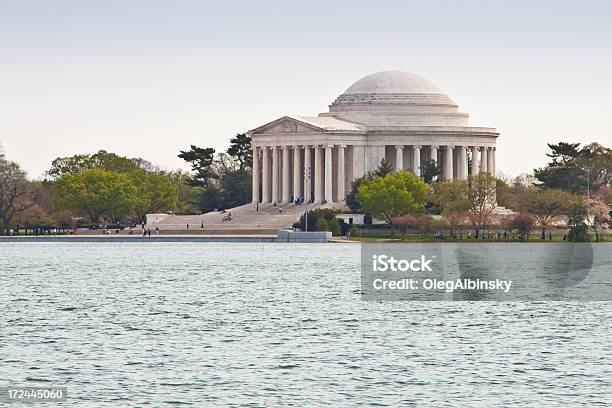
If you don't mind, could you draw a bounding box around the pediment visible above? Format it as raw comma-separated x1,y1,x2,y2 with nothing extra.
249,116,324,135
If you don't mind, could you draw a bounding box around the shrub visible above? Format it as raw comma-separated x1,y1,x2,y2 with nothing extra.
327,218,341,236
568,224,590,242
315,218,329,231
510,212,536,241
390,214,417,233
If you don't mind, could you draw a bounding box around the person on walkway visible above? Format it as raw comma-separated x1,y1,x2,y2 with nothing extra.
156,226,159,235
147,229,151,237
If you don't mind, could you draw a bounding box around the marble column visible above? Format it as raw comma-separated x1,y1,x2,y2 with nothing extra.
492,147,496,176
470,146,479,176
293,146,301,201
487,147,495,176
314,145,323,202
395,145,404,171
412,145,421,177
337,145,346,201
261,146,270,203
458,146,468,180
271,146,279,204
480,147,488,174
252,147,260,204
430,145,438,162
325,144,333,203
444,146,454,180
282,146,291,204
304,146,312,203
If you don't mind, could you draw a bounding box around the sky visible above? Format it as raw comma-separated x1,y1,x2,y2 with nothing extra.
1,0,611,179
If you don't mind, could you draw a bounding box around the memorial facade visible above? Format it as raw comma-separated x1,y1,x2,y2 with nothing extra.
248,71,499,205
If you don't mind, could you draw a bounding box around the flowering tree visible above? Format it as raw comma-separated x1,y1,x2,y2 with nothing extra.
510,212,537,241
390,214,417,234
586,196,611,241
445,211,468,238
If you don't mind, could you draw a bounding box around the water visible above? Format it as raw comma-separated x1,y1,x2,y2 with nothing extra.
1,242,610,406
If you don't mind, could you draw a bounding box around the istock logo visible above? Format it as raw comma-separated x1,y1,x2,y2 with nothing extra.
372,254,434,272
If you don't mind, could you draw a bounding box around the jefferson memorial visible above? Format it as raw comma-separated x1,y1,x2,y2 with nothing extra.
249,71,499,205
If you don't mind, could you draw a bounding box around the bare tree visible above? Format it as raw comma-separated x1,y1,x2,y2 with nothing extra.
466,174,498,238
0,155,39,228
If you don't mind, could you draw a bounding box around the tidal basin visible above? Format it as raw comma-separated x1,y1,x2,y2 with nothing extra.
1,242,611,406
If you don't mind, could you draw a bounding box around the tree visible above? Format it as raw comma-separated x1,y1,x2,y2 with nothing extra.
227,133,252,171
533,142,611,194
445,211,469,238
567,198,589,242
47,150,152,180
346,176,367,212
199,185,222,213
218,168,251,209
356,171,428,224
421,159,441,184
390,214,417,234
414,215,434,238
167,170,203,214
0,154,39,228
178,145,217,187
466,174,498,238
295,209,338,232
128,170,178,223
495,178,518,210
586,195,611,242
372,158,394,178
53,168,136,223
315,218,329,231
578,143,612,190
510,212,537,241
519,188,573,239
430,179,470,215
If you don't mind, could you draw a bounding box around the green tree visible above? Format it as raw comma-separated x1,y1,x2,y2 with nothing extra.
315,218,329,231
519,188,573,239
372,158,394,178
178,145,217,187
495,178,518,210
430,179,470,215
346,176,367,212
218,169,251,209
421,159,441,184
47,150,151,180
578,143,612,190
356,171,428,224
128,170,178,223
227,133,252,171
53,168,137,223
295,208,338,232
532,142,611,194
346,160,396,211
199,185,222,213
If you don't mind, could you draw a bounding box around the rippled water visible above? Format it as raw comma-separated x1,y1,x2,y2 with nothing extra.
1,243,611,406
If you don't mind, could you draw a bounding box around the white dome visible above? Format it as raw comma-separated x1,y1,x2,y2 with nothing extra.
343,71,443,94
324,70,466,127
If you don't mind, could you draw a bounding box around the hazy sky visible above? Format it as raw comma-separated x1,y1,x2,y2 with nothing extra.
1,0,611,178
